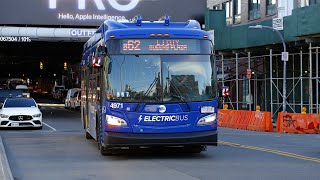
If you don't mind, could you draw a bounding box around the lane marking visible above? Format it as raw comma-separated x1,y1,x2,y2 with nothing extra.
219,140,320,163
0,136,14,180
43,122,57,132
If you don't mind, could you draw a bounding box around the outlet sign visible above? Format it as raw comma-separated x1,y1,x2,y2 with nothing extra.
0,0,207,26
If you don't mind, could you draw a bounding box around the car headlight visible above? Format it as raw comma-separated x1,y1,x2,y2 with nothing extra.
106,115,127,126
197,113,216,125
32,113,42,118
0,114,9,118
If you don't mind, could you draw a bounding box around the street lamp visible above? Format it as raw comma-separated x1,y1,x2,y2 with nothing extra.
249,25,287,112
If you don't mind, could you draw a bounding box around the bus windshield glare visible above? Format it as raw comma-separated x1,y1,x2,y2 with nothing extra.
105,39,217,103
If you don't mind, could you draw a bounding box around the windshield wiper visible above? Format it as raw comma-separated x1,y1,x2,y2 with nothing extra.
133,76,160,112
169,79,191,112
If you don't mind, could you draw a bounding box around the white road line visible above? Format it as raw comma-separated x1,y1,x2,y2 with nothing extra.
43,122,57,131
0,136,14,180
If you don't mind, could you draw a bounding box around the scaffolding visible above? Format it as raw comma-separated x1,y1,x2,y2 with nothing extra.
217,43,320,121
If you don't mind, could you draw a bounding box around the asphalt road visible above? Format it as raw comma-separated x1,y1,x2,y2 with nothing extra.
0,105,320,180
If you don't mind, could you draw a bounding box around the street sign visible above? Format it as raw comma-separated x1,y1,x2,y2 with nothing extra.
247,69,252,79
282,52,289,61
208,30,215,45
246,94,253,104
222,86,229,97
277,7,285,18
273,18,283,31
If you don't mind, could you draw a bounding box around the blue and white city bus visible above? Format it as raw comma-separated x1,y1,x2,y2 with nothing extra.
81,16,218,155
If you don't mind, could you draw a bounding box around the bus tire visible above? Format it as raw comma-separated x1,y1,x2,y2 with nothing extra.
99,145,116,156
85,131,93,139
96,115,116,156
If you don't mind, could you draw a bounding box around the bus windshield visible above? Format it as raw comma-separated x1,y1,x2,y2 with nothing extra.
106,54,217,103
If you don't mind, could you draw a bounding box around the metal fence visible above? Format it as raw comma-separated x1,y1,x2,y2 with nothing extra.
217,45,320,121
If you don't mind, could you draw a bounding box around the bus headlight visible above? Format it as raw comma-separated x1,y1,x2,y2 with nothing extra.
106,115,127,126
197,114,216,125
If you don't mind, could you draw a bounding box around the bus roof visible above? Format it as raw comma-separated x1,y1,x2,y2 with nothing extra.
83,17,210,53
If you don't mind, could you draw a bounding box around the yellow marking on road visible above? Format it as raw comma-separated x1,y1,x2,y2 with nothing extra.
219,140,320,163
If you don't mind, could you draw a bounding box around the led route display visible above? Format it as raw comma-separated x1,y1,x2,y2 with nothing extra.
120,39,200,54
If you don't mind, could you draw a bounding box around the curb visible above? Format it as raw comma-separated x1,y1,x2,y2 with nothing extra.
0,136,14,180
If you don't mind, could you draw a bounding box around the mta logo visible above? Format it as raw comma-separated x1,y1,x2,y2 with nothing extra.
49,0,140,11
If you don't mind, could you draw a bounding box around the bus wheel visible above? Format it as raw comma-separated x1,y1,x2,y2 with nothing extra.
99,145,116,156
85,131,93,139
96,115,115,155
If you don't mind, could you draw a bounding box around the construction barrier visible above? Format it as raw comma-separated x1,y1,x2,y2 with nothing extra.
218,109,273,132
217,109,230,127
247,111,273,132
276,112,320,134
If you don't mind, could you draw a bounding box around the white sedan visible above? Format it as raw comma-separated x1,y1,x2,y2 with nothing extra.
0,98,42,129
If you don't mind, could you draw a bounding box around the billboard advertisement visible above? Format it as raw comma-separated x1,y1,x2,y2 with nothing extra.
0,0,207,26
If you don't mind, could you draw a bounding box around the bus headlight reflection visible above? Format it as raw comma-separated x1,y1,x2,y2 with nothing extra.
106,115,128,126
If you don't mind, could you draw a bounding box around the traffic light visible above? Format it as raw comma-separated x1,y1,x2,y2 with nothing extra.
40,62,43,70
64,62,67,70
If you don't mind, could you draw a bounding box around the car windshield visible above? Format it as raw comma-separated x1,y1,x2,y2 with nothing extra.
106,54,216,103
73,92,79,98
3,98,36,108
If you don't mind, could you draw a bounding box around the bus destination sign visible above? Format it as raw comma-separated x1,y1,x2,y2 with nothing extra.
120,39,200,54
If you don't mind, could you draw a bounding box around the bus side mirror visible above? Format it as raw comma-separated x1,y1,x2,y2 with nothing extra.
0,103,3,109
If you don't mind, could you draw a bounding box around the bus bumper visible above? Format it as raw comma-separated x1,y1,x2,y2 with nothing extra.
103,130,217,148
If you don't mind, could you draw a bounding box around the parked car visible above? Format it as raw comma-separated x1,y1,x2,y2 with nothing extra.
65,88,81,109
0,98,42,129
58,89,69,103
0,84,6,89
51,85,65,99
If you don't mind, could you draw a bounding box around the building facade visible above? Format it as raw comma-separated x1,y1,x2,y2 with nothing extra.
207,0,318,25
206,1,320,119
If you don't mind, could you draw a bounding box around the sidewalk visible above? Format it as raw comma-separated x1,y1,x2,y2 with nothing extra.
0,136,14,180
